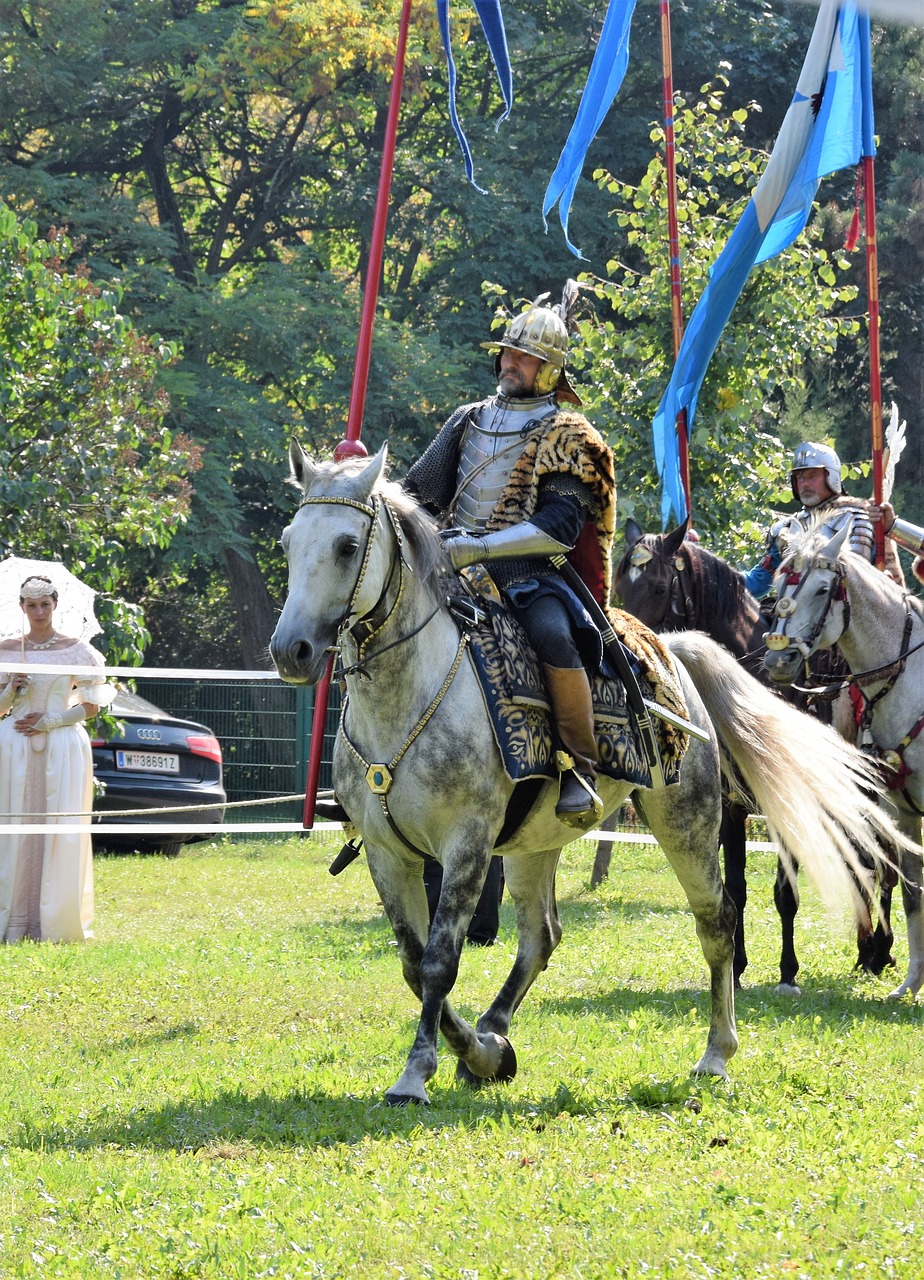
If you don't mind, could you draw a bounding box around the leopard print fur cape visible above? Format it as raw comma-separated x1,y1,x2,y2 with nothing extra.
481,411,617,592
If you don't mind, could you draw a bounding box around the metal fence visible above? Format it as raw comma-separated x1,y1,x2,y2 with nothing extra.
142,678,342,825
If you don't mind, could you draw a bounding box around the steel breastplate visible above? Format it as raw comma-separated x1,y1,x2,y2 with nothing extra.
453,394,557,532
796,502,874,559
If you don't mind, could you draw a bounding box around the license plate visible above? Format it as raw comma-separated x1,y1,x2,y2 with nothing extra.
115,750,180,774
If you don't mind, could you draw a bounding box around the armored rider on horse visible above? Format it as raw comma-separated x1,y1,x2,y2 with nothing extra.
405,282,616,829
743,441,904,599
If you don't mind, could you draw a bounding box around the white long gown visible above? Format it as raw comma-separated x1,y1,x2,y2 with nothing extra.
0,641,112,942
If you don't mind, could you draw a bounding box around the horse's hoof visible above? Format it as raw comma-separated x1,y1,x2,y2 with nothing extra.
384,1091,430,1107
691,1054,730,1080
455,1035,517,1088
887,983,915,1000
774,982,801,997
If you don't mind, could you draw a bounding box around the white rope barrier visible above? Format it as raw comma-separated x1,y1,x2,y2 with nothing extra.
0,662,281,679
2,821,342,836
0,659,782,852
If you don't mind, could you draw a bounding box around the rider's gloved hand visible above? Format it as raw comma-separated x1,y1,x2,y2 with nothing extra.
440,532,488,571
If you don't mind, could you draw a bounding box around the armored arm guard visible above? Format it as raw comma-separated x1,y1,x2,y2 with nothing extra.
887,517,924,556
441,522,572,571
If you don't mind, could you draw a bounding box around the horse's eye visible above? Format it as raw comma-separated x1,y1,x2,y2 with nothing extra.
337,536,361,559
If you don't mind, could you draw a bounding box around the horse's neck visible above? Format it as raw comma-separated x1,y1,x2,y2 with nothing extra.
688,551,764,661
340,546,460,742
712,602,764,662
839,561,922,704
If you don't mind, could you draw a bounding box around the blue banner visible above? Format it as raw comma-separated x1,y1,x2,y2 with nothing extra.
542,0,637,258
437,0,513,192
652,1,874,524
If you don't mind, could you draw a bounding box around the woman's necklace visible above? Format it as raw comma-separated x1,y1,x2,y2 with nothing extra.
26,633,58,651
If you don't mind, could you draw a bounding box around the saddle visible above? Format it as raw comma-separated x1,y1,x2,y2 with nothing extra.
455,591,688,791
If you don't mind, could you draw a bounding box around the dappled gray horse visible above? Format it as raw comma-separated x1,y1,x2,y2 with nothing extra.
271,444,902,1104
765,519,924,999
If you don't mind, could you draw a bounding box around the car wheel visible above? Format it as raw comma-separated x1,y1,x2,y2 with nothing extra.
158,841,184,858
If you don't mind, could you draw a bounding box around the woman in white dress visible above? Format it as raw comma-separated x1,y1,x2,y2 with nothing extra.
0,575,114,942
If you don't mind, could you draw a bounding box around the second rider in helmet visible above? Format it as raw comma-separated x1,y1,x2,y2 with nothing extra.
743,441,903,598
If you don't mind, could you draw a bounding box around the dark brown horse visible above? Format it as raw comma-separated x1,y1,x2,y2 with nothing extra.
613,517,895,991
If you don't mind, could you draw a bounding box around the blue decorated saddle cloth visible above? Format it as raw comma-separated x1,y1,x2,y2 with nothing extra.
462,598,684,790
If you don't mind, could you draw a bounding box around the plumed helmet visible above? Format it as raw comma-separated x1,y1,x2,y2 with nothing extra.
483,280,583,405
790,440,842,500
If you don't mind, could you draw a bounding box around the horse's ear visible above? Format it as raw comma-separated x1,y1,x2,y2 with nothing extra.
624,518,644,548
289,438,317,493
351,443,389,504
662,518,689,557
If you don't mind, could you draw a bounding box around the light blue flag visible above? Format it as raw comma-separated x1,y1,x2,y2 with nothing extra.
652,1,874,525
437,0,513,193
542,0,638,258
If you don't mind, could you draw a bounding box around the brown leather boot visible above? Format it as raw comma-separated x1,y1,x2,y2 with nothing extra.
542,664,604,829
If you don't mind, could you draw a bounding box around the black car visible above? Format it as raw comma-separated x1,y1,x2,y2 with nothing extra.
90,690,227,857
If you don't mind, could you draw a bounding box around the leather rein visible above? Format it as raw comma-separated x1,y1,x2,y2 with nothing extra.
298,492,466,856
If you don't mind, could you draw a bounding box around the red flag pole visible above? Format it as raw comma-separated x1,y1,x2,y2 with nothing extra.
864,153,886,569
303,0,413,827
659,0,692,521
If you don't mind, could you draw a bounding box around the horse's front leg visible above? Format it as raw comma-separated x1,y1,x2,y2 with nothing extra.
774,854,801,994
455,847,563,1088
719,797,749,986
367,825,505,1105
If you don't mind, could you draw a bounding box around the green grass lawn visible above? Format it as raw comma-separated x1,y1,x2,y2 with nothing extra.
0,833,921,1278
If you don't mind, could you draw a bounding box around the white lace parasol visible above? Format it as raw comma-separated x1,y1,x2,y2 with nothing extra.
0,556,102,645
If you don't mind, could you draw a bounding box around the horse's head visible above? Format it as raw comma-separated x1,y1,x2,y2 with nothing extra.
271,442,394,684
613,517,690,630
763,520,852,684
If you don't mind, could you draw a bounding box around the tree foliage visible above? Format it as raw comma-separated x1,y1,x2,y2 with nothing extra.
0,1,919,662
0,204,198,660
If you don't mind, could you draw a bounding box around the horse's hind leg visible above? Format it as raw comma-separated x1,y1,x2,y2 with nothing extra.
719,798,749,986
455,848,562,1087
774,856,801,994
639,783,738,1079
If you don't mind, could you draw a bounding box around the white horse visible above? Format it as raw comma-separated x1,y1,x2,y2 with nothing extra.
764,519,924,998
271,444,904,1104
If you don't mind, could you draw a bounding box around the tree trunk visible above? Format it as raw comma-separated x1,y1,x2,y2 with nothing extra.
222,544,278,670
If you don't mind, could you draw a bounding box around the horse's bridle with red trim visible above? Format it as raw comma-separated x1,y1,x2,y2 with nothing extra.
764,552,850,659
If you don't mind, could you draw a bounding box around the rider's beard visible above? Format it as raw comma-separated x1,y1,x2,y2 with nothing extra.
800,490,825,508
498,369,535,398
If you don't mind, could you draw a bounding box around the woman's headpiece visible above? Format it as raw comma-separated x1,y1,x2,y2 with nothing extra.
20,575,57,600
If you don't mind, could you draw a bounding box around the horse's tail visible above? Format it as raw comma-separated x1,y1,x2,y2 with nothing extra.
667,631,906,918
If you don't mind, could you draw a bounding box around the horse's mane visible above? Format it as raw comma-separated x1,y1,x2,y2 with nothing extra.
680,540,761,623
373,476,448,600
